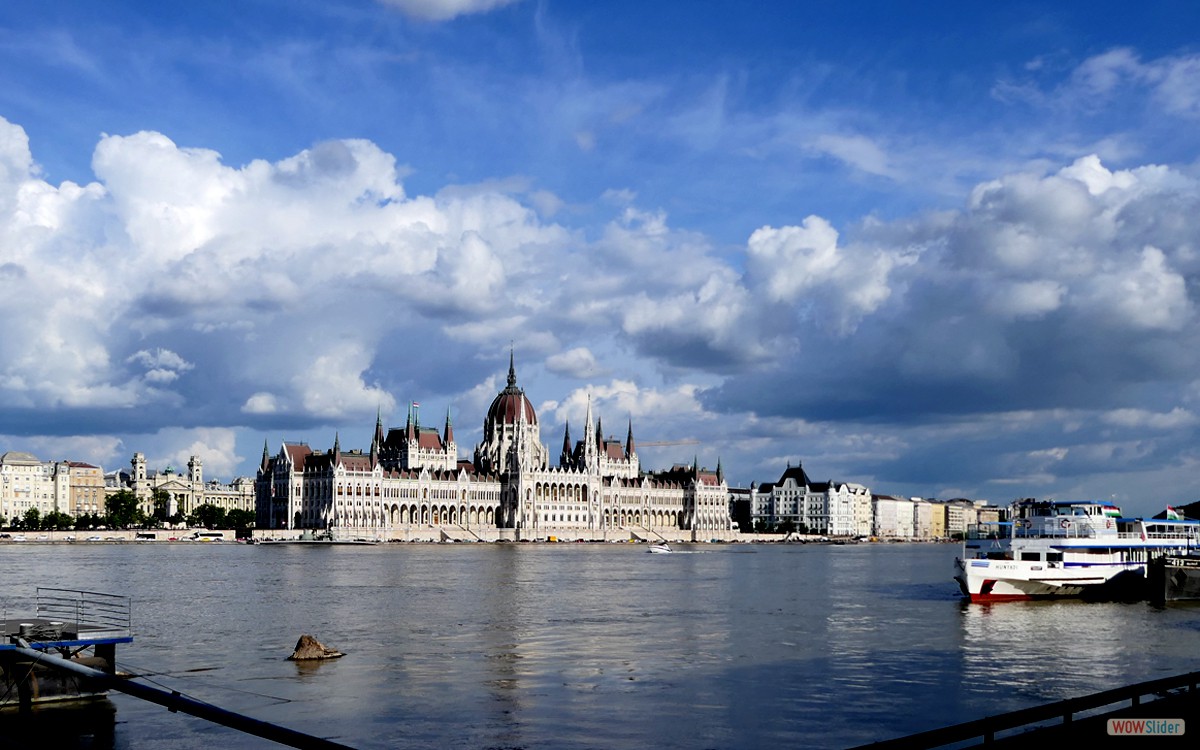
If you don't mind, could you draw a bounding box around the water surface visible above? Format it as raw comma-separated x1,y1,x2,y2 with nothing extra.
2,542,1198,749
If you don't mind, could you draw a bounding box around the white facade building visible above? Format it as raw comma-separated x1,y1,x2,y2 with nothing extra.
0,452,69,522
256,356,738,542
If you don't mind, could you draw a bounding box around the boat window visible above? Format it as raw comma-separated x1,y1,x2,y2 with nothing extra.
1020,552,1040,561
1046,552,1063,562
986,551,1012,560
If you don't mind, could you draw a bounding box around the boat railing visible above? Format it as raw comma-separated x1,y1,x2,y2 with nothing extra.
35,587,132,638
1011,522,1105,539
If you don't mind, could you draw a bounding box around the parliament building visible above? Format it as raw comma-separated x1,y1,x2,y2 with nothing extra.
255,356,737,542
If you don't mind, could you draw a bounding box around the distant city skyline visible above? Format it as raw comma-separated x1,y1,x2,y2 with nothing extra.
2,1,1200,516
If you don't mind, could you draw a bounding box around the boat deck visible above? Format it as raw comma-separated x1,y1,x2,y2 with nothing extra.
0,618,133,649
0,588,133,649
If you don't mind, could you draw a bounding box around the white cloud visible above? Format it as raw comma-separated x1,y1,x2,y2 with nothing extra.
745,215,911,333
295,343,397,420
145,427,243,479
551,379,706,428
1101,408,1199,430
376,0,520,21
242,392,279,415
811,133,897,179
545,347,605,378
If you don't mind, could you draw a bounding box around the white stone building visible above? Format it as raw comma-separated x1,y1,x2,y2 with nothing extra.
872,495,915,539
107,453,255,518
747,464,871,536
256,356,738,542
0,451,69,522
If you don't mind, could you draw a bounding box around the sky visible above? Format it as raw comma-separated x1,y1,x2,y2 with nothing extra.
2,0,1200,515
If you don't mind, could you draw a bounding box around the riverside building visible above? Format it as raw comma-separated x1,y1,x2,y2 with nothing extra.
255,356,739,542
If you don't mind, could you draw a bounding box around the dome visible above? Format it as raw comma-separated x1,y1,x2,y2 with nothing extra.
486,355,537,425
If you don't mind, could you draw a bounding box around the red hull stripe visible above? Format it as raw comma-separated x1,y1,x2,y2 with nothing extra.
969,592,1032,603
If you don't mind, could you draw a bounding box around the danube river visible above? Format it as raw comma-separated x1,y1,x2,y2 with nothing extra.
3,541,1200,749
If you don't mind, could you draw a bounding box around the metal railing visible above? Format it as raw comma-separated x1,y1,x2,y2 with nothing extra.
35,587,131,637
850,670,1200,749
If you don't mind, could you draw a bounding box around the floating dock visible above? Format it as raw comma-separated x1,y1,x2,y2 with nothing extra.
1,588,132,709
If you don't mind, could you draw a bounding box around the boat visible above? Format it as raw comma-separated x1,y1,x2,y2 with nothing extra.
1149,553,1200,603
648,543,673,554
954,499,1200,602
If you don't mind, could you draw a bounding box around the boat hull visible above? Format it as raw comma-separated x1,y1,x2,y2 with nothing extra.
955,557,1147,603
1149,556,1200,603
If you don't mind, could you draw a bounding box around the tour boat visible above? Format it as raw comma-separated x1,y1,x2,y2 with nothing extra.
648,543,673,554
955,500,1200,602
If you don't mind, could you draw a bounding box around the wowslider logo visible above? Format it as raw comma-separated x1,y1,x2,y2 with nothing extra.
1107,718,1185,736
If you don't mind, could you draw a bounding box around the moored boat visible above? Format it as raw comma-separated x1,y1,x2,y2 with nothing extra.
955,500,1200,603
1149,554,1200,603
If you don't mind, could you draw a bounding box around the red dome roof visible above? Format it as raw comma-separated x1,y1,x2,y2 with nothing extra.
486,352,537,425
487,389,537,425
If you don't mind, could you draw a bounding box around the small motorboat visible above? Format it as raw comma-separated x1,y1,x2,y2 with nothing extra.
648,543,673,554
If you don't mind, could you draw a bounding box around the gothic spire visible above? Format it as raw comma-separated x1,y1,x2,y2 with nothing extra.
562,420,572,460
260,439,270,472
507,345,517,389
444,407,455,445
625,418,635,457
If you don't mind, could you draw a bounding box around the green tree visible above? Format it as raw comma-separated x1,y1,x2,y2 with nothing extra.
22,507,41,531
42,510,74,531
105,490,144,529
151,489,171,521
778,518,796,536
191,503,228,530
226,509,255,534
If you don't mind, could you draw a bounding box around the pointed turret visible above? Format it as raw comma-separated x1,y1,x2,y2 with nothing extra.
444,408,455,445
595,416,604,450
507,346,517,389
625,418,635,457
333,432,342,464
583,395,596,466
561,420,572,464
370,408,383,468
260,439,271,472
716,456,724,484
406,402,416,441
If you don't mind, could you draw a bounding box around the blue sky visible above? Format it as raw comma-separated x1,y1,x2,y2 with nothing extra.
2,0,1200,515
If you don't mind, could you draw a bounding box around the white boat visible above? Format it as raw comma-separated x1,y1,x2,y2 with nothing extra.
648,543,673,554
955,500,1200,602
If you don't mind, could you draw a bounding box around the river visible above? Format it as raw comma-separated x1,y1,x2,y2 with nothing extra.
2,541,1199,749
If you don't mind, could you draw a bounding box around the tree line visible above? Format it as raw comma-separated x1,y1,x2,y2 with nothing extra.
3,488,255,536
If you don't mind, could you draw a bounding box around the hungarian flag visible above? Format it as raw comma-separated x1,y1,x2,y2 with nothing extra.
1166,506,1182,520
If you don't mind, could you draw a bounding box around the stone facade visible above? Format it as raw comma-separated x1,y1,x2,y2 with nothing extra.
107,453,255,518
255,356,739,542
0,452,68,522
747,464,871,536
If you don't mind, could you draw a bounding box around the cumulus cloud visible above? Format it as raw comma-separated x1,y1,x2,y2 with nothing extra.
146,427,243,479
552,379,705,425
710,153,1200,448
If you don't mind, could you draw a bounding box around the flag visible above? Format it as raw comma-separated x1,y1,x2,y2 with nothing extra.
1166,506,1182,520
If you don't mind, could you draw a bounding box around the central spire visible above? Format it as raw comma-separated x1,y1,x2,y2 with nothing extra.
507,345,517,388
